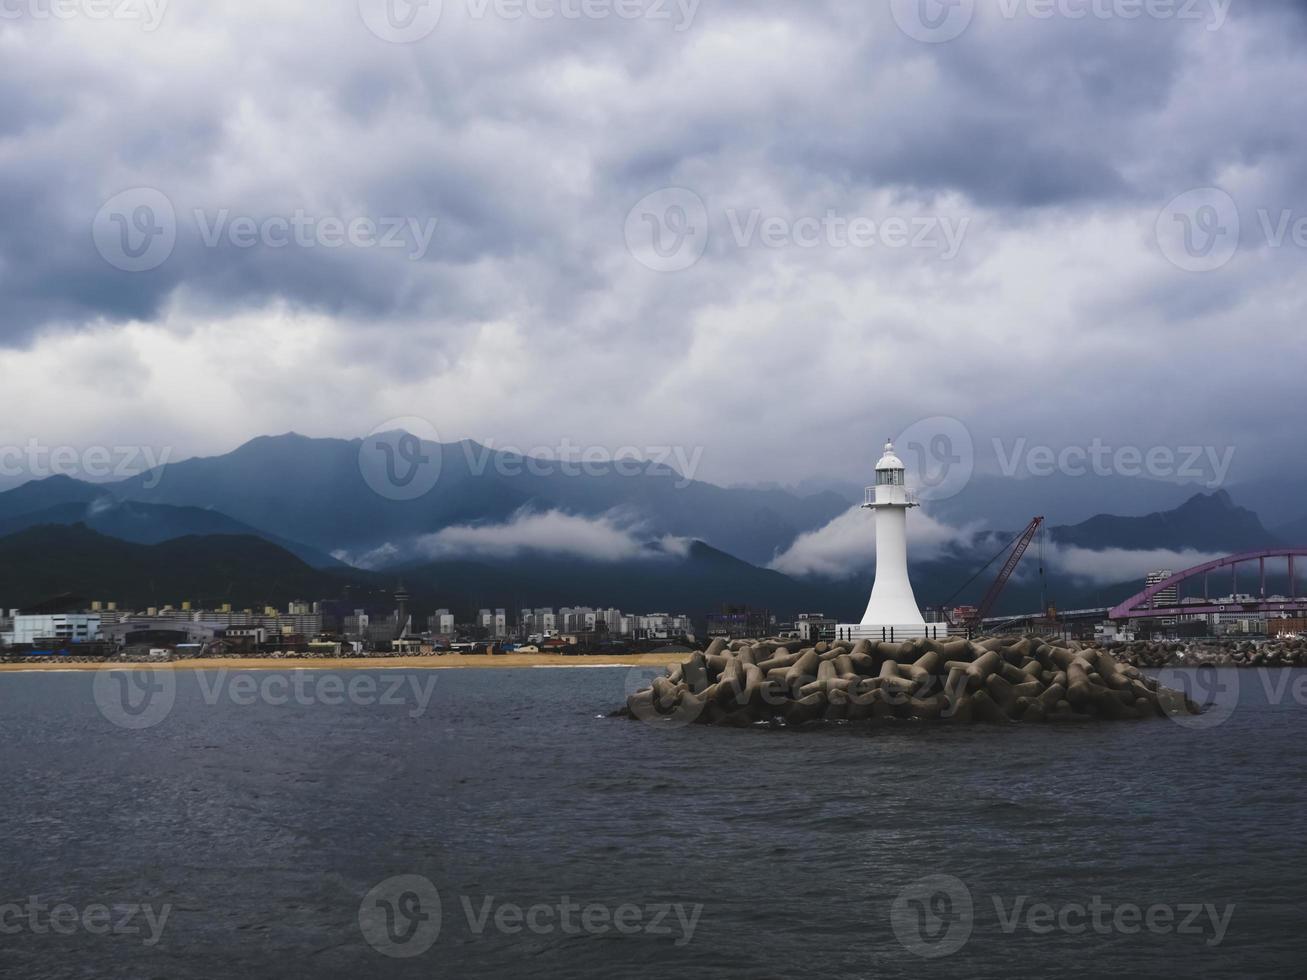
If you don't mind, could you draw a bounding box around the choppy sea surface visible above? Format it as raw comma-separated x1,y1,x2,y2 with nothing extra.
1,665,1304,979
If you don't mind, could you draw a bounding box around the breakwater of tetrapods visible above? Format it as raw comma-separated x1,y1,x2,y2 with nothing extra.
623,635,1202,727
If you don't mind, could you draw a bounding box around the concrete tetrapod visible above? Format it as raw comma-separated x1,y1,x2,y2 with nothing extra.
622,635,1203,727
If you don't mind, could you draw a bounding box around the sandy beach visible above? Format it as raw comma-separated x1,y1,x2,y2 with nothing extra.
0,652,685,673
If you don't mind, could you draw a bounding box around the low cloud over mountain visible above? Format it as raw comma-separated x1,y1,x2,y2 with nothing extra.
1044,545,1227,588
413,509,692,564
769,507,978,579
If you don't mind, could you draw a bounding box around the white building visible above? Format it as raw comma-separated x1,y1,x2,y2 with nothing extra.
2,614,102,647
634,613,691,640
1096,622,1137,644
599,608,624,634
1146,570,1179,608
1145,569,1178,625
795,613,837,642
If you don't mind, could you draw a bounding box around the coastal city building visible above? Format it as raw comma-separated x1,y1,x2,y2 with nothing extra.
1145,569,1179,626
1146,570,1179,609
791,613,837,643
6,538,1298,658
1,612,102,647
1270,616,1307,637
634,613,692,640
393,586,411,638
0,594,698,656
707,606,773,640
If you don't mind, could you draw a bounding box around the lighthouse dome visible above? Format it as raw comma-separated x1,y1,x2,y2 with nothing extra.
876,440,905,471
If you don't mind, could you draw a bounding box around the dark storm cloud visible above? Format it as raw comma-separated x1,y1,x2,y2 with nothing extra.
0,0,1306,494
0,0,1279,340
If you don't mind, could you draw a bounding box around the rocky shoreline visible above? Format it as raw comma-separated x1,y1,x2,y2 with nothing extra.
1109,638,1307,668
623,635,1203,727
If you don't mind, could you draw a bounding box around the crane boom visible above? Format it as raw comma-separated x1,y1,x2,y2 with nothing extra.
971,516,1044,625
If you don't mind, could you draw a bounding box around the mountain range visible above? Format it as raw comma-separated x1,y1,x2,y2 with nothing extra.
0,524,844,623
0,524,360,611
1047,490,1280,553
106,434,849,567
0,433,1301,622
0,491,342,568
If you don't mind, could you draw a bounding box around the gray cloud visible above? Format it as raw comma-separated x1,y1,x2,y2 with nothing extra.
0,0,1305,504
769,506,978,579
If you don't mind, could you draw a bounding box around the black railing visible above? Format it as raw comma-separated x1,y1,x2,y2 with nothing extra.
836,624,946,642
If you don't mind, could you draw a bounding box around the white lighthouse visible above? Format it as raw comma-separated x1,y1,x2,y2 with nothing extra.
839,440,947,642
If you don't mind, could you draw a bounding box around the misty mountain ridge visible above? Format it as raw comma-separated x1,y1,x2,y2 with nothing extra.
0,495,343,568
13,432,847,567
1049,490,1278,553
0,434,1301,622
0,524,364,611
9,432,1292,570
0,524,844,624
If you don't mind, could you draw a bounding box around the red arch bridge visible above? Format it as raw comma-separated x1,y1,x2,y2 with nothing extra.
1109,548,1307,620
976,548,1307,626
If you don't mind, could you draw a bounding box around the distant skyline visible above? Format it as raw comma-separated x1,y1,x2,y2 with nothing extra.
3,2,1306,492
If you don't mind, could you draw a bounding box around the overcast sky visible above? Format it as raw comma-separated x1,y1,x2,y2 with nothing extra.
2,0,1305,492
